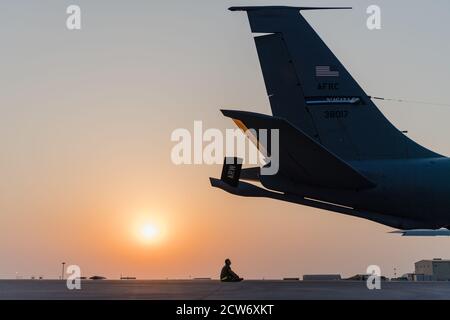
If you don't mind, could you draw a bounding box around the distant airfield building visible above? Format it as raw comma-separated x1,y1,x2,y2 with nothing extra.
302,274,341,281
415,259,450,281
400,273,432,282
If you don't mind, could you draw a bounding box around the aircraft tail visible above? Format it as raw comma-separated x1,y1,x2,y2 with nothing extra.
231,6,441,160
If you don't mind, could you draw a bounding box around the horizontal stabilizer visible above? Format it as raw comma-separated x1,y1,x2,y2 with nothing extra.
221,110,375,190
229,6,352,12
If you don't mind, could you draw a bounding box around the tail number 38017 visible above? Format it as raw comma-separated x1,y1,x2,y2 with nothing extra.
324,110,349,119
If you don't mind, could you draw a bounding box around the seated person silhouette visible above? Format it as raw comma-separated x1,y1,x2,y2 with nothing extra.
220,258,243,282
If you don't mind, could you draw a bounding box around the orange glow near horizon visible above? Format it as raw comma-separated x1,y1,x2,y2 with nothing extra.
7,1,450,281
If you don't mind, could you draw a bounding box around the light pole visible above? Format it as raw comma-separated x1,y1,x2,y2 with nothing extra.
61,262,66,280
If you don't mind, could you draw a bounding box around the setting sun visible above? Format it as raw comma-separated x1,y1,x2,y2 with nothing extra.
140,224,158,240
131,212,167,245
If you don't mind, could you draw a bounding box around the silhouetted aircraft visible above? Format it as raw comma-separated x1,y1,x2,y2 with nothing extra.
210,6,450,236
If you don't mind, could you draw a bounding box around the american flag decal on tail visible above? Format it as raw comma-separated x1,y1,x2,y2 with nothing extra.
316,66,339,77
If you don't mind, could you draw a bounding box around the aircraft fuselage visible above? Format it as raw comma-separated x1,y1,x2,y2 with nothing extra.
263,157,450,229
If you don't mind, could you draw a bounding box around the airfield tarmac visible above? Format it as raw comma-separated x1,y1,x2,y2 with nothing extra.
2,280,450,299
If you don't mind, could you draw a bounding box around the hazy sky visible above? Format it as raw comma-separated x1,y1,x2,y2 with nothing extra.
2,0,450,280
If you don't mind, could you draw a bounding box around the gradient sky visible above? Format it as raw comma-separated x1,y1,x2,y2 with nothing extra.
2,0,450,280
